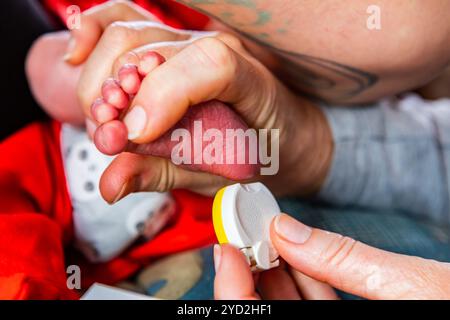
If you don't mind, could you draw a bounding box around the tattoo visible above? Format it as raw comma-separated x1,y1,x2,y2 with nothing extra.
250,38,378,101
176,0,378,102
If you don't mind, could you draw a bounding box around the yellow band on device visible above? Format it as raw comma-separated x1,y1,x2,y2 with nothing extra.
212,182,281,271
212,187,228,244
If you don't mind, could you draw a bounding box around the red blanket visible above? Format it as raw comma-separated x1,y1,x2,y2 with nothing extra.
43,0,210,30
0,1,215,300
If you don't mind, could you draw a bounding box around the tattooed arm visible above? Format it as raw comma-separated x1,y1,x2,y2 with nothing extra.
176,0,450,104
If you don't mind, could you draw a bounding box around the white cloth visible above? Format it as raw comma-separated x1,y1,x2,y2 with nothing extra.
61,125,175,262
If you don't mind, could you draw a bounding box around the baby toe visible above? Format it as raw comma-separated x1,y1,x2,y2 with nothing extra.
94,120,129,156
91,98,119,124
102,78,129,110
118,64,141,95
138,51,166,76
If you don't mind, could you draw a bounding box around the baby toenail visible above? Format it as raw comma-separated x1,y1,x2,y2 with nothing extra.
124,106,147,140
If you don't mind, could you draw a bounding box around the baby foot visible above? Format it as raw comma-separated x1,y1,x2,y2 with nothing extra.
90,51,258,181
90,51,165,155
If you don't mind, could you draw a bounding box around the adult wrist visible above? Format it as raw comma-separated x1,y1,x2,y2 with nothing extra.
269,94,334,197
294,98,334,196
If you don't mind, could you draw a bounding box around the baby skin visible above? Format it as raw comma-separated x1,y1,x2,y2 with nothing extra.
90,51,259,181
27,32,258,183
26,31,85,126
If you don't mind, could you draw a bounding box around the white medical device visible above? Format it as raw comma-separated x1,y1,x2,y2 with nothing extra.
212,182,280,271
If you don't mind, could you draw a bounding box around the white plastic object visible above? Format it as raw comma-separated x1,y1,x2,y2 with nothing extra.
81,283,156,300
213,182,280,271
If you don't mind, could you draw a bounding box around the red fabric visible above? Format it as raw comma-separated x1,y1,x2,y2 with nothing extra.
0,121,76,299
0,121,216,299
42,0,210,30
1,0,214,300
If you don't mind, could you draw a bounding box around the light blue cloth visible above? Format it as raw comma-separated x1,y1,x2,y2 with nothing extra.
319,94,450,226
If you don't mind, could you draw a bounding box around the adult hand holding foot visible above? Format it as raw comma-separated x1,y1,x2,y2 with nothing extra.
63,0,159,65
214,214,450,300
67,0,450,205
67,0,450,105
71,14,333,201
26,0,163,127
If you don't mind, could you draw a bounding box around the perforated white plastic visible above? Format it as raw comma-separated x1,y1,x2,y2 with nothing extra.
236,183,280,245
220,182,280,271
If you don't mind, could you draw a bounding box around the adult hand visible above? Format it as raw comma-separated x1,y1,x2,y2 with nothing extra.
75,18,333,201
60,1,332,201
64,0,158,65
215,214,450,300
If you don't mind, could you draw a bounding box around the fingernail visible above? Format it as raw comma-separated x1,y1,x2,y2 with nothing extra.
124,106,147,140
213,244,222,273
274,214,312,244
110,180,131,204
63,37,76,62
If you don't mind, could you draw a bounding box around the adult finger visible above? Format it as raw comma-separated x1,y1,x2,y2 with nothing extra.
257,262,301,300
77,21,189,116
99,152,230,203
122,35,275,143
290,270,339,300
271,214,450,299
214,244,259,300
65,0,156,64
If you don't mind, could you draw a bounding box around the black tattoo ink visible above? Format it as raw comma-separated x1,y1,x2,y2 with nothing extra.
176,0,378,101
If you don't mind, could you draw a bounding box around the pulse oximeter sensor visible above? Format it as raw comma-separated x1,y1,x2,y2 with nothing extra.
212,182,281,271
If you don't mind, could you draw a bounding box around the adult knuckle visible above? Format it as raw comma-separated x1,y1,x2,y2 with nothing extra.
192,37,237,74
109,0,133,13
216,32,244,50
155,160,175,192
103,21,136,44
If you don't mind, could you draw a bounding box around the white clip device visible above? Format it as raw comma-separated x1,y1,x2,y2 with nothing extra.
212,182,280,271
